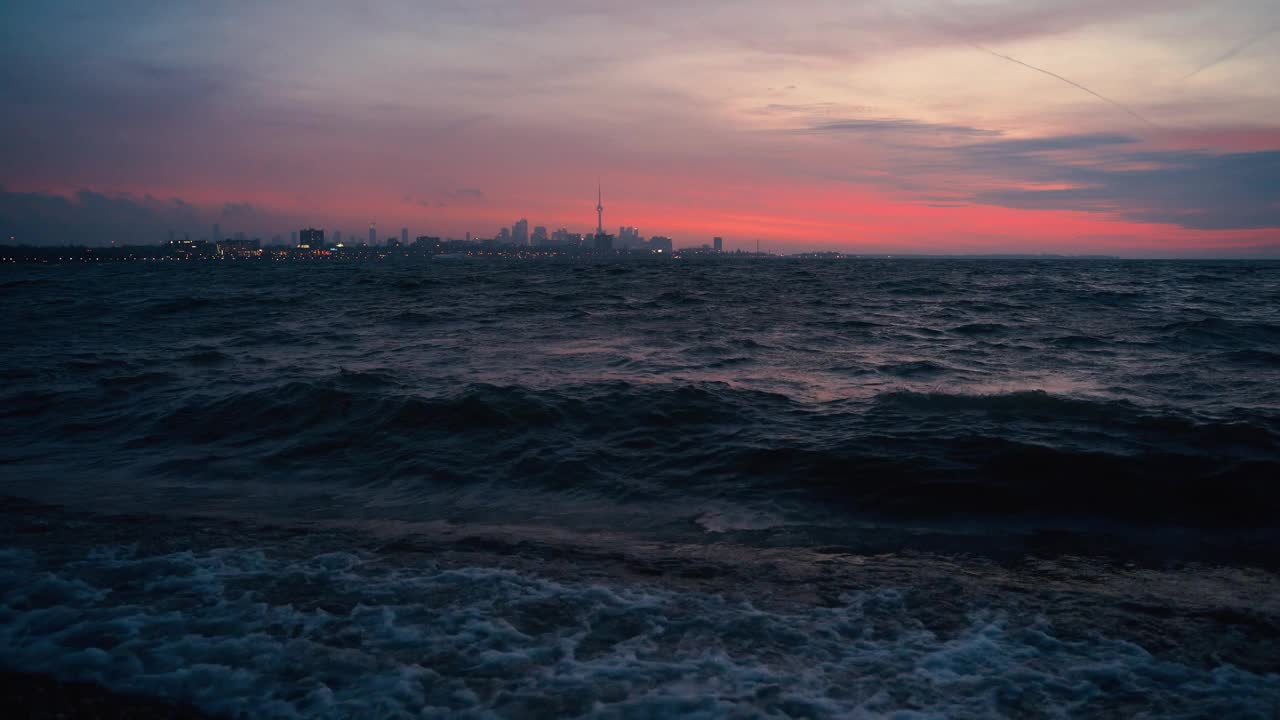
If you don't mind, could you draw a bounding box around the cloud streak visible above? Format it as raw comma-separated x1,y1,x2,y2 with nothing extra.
972,44,1157,127
802,118,1001,137
1183,22,1279,81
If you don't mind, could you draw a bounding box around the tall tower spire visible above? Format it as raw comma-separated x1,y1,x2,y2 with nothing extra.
595,182,604,235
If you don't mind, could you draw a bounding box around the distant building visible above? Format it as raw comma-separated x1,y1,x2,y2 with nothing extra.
213,224,222,244
368,223,377,246
713,236,723,253
551,228,581,247
218,238,261,258
617,226,642,249
532,226,548,246
512,218,529,246
401,227,408,246
298,228,324,249
649,236,673,253
593,233,614,253
333,230,342,246
165,237,216,257
680,243,717,256
290,231,298,245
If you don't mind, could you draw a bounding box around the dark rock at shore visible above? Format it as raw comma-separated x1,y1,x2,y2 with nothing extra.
1,671,223,720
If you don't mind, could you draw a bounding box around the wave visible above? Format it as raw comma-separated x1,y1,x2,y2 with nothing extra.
647,290,708,306
872,389,1278,447
1157,317,1280,349
182,349,231,365
1221,349,1280,366
747,441,1279,527
874,277,960,296
99,371,178,388
805,319,882,331
871,388,1131,418
142,297,215,316
875,360,952,377
43,380,1257,527
4,260,1280,543
0,278,49,290
1047,334,1111,349
951,322,1010,335
155,380,785,443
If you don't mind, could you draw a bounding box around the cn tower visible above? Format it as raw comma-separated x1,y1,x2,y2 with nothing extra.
595,183,604,235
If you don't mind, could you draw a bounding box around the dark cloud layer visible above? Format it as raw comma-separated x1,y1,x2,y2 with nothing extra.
404,188,488,209
0,189,286,245
434,188,486,207
964,142,1280,230
958,133,1139,154
805,118,1001,137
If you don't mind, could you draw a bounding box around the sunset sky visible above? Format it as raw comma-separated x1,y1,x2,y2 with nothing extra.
2,0,1278,254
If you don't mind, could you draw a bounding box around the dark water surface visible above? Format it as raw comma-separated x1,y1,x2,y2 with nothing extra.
2,258,1279,718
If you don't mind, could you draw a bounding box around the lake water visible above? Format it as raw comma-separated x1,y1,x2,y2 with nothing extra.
2,258,1278,718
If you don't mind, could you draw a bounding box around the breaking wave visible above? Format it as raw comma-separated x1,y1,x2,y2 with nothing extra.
3,540,1278,720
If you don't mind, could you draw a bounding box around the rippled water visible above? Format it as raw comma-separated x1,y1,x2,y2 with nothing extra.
2,258,1279,718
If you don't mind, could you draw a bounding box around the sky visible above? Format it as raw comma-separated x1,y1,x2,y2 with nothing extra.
1,0,1279,255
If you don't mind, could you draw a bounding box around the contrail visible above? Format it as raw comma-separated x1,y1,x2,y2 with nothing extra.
1183,24,1277,81
973,44,1158,128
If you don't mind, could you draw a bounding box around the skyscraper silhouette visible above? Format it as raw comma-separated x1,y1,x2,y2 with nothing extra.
298,228,324,249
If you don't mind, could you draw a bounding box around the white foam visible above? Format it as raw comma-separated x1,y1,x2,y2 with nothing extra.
1,544,1277,719
695,506,789,533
